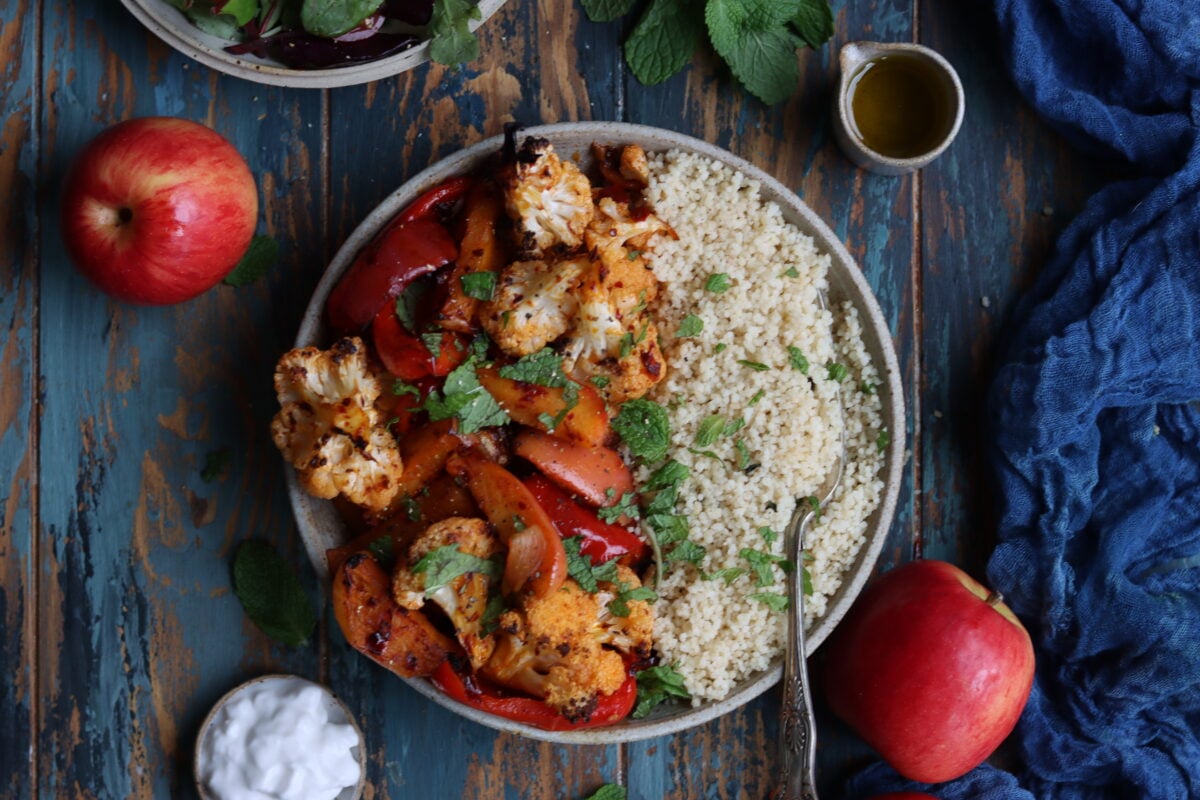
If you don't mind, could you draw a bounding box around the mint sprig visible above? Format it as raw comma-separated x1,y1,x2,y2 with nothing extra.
233,540,317,646
582,0,833,105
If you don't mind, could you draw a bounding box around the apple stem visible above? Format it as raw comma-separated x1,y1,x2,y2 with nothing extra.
986,590,1004,607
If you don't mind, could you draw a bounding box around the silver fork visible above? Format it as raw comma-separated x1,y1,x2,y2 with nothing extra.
776,295,847,800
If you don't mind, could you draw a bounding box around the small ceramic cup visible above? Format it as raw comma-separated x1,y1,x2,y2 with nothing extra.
833,41,965,176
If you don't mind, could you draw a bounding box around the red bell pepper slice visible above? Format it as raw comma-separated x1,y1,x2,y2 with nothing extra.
327,217,457,333
371,303,469,380
513,429,634,508
398,176,473,225
523,474,648,565
431,661,636,731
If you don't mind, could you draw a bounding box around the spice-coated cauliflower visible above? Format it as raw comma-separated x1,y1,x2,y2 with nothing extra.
503,137,594,258
482,565,653,722
271,337,404,513
392,517,502,671
479,256,589,357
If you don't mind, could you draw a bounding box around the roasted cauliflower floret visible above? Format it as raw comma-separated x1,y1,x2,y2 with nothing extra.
482,572,653,722
503,137,594,257
619,144,650,186
585,196,674,302
591,143,650,188
595,564,654,661
479,257,588,357
393,517,502,670
562,264,667,404
271,337,404,513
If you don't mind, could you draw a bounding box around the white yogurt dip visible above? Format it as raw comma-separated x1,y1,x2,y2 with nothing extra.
198,676,362,800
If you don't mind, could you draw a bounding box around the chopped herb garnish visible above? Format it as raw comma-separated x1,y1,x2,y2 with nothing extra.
694,414,725,447
704,273,732,293
738,359,770,372
676,314,704,338
758,526,778,546
714,343,728,353
740,547,794,587
860,380,877,395
412,545,501,594
459,271,497,301
421,332,444,359
608,582,658,617
626,249,643,261
367,536,394,565
646,459,690,491
630,289,649,316
597,491,640,523
687,447,723,462
805,495,822,522
632,664,691,719
781,266,800,279
735,439,751,470
826,361,848,382
877,427,890,452
392,379,421,398
422,357,510,434
704,567,747,585
619,331,635,359
591,375,611,388
563,537,619,592
747,389,765,406
788,347,810,374
501,309,512,328
722,416,746,437
468,334,490,362
749,591,789,612
665,539,706,567
480,594,508,634
497,347,569,388
385,416,401,431
611,398,671,463
402,497,422,522
395,279,433,334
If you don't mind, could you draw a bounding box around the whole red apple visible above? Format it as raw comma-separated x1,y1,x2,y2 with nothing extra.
824,560,1034,784
61,117,258,305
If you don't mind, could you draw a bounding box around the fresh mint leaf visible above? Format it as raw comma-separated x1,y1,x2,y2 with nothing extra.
877,427,890,452
460,271,497,301
646,459,689,491
480,593,508,634
860,380,876,395
735,438,751,470
805,494,821,522
428,0,482,65
597,491,640,523
665,539,706,566
367,535,394,565
632,664,691,718
826,361,848,382
233,540,317,646
645,512,689,546
676,313,704,338
722,416,746,436
788,346,809,374
395,278,433,334
738,359,770,372
612,398,671,463
714,343,727,353
422,332,444,359
706,0,803,105
563,537,620,593
412,544,501,593
781,266,800,278
584,784,628,800
423,358,509,433
301,0,382,37
222,235,278,287
687,447,723,462
498,347,569,387
749,591,789,611
694,414,725,447
393,379,421,398
608,581,658,617
591,375,611,388
581,0,636,20
748,389,765,406
758,526,778,546
624,0,706,84
704,272,732,292
705,566,746,584
790,0,833,49
201,448,232,482
740,547,793,587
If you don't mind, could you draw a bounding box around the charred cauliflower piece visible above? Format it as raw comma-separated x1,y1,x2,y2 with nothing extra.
585,196,674,312
393,517,502,670
271,337,404,513
618,144,650,186
482,569,654,722
503,137,594,257
563,262,667,404
479,256,589,357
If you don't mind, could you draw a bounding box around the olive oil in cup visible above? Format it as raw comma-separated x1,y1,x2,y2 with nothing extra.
833,42,965,176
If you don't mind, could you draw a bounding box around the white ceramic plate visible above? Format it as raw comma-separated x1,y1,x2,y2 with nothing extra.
119,0,507,88
287,122,905,743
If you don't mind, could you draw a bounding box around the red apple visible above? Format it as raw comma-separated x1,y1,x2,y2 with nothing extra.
824,560,1034,784
61,117,258,305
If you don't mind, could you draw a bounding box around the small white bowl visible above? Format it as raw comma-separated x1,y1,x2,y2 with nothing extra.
194,674,366,800
119,0,507,88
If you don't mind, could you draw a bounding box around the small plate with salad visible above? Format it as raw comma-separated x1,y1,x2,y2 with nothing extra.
119,0,504,88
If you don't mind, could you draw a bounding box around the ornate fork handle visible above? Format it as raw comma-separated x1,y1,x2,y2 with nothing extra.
776,523,820,800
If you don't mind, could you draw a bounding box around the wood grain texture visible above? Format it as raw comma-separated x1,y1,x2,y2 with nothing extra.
2,0,1107,797
0,1,38,797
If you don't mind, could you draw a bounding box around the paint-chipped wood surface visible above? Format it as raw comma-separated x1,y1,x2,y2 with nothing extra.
0,1,1103,797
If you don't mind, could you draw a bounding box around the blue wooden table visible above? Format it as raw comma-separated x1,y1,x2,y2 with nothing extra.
1,2,1105,797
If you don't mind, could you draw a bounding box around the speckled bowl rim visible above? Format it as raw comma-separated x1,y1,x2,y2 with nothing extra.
287,122,905,743
194,674,366,800
119,0,507,89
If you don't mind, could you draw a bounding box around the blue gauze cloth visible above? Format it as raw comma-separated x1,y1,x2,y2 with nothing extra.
847,1,1200,798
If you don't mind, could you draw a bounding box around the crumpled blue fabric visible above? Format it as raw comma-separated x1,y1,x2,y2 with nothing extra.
846,0,1200,798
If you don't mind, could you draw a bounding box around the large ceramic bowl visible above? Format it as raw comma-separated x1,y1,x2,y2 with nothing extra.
288,122,905,743
119,0,507,88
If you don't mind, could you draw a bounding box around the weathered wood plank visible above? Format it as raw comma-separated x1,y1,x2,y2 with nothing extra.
36,7,325,798
0,1,39,797
620,0,918,794
319,4,627,798
916,0,1108,574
